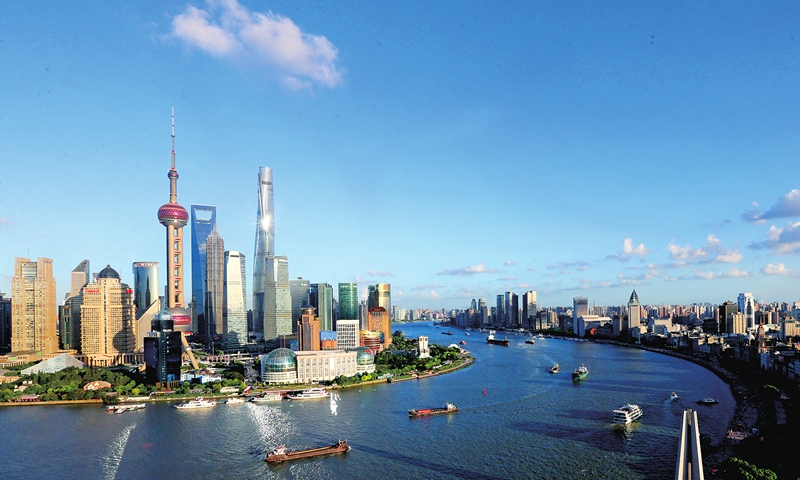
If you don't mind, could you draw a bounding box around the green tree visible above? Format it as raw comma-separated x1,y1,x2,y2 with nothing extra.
722,457,778,480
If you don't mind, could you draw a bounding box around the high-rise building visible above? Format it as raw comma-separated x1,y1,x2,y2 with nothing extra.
358,300,368,330
252,166,275,335
310,283,333,331
738,293,755,330
204,226,224,339
718,301,738,334
573,297,589,335
70,260,90,297
335,319,359,350
496,295,505,326
338,283,358,320
297,306,321,351
505,292,519,327
289,277,311,329
367,284,391,321
223,251,247,350
156,110,191,331
368,306,392,349
522,291,537,329
11,257,57,353
132,262,158,311
144,311,182,385
628,289,641,329
264,255,292,341
190,204,216,333
61,259,92,352
79,265,136,357
0,293,12,352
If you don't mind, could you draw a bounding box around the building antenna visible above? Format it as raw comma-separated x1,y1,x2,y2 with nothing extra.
171,107,176,170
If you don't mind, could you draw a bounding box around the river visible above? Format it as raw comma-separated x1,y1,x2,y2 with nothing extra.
0,322,735,479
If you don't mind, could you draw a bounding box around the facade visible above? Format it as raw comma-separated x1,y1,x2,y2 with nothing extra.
360,330,383,353
367,284,391,322
223,251,247,350
320,331,337,350
297,306,321,351
335,320,359,350
496,295,505,325
418,335,430,358
11,257,57,354
718,301,738,334
80,265,136,356
289,277,311,328
252,166,275,334
156,111,191,331
70,260,90,297
295,350,360,384
628,289,641,327
132,262,158,311
144,311,182,385
310,283,333,331
0,294,10,352
573,297,589,335
260,348,296,384
522,291,537,329
368,306,392,349
505,292,519,327
727,312,746,335
355,346,376,374
337,283,358,320
263,255,292,341
190,204,216,334
204,226,224,339
738,293,755,331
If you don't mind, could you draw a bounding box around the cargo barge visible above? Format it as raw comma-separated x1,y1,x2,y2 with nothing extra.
266,440,350,463
408,402,458,417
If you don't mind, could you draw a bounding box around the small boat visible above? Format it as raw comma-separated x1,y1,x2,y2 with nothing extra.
572,364,588,381
106,403,146,414
670,392,679,400
613,404,643,425
549,363,559,374
465,332,470,336
175,397,217,409
486,334,510,346
266,440,350,463
459,340,467,345
226,397,246,404
697,398,719,405
727,430,748,440
408,402,458,417
287,388,330,400
252,392,283,403
525,339,535,344
441,331,454,335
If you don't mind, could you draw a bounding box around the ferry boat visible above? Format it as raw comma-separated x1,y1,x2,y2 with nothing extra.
612,404,643,425
572,364,588,381
252,392,283,403
486,334,510,346
287,388,330,400
525,339,535,344
175,398,217,410
696,397,719,405
266,440,350,463
226,397,246,404
549,363,559,374
408,402,458,417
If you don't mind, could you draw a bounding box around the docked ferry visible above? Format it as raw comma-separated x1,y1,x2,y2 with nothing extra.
612,404,643,425
252,392,283,403
287,388,330,400
175,398,217,410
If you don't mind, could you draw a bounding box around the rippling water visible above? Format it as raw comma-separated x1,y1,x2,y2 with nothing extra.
0,322,734,479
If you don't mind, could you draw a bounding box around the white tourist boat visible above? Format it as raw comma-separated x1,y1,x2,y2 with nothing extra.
612,404,643,425
226,397,246,404
251,392,283,403
287,388,330,400
175,397,217,410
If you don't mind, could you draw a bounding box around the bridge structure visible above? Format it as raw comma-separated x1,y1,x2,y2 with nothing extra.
675,408,705,480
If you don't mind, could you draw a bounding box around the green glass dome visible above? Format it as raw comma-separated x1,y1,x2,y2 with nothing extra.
355,346,375,366
261,348,297,373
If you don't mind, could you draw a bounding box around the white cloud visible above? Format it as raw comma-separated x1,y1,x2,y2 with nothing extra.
498,276,517,282
503,260,517,267
761,263,800,278
547,260,589,269
742,189,800,223
666,241,706,260
366,269,393,277
719,267,749,278
0,218,11,226
413,284,443,290
749,222,800,255
516,283,531,289
623,238,650,257
527,266,537,272
171,0,344,89
437,262,499,276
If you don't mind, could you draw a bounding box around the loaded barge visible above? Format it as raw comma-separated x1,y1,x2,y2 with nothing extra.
408,402,458,417
266,440,350,463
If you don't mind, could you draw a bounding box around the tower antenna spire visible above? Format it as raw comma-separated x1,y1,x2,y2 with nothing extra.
171,107,176,170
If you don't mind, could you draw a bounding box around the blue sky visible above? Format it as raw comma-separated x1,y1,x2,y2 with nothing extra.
2,1,800,310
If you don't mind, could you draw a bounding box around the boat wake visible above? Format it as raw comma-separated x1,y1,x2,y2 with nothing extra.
330,393,340,416
101,422,136,480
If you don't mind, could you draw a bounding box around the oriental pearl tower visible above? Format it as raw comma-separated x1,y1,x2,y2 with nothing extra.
157,108,192,332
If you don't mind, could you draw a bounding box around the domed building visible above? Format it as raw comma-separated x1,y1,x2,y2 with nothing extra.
261,348,298,384
355,346,376,374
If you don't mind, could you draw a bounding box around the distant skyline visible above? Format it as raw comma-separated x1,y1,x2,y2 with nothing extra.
2,1,800,309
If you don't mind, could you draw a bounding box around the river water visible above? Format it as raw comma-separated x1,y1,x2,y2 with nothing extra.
0,322,734,479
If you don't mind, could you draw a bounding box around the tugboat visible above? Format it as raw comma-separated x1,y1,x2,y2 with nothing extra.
572,364,588,381
549,363,559,374
408,402,458,417
486,334,510,346
266,440,350,463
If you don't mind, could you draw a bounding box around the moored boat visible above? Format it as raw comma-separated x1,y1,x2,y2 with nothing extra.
226,397,246,404
486,334,510,346
175,397,216,409
572,364,588,381
408,402,458,417
252,392,283,403
107,403,146,413
266,440,350,463
697,397,718,405
612,404,643,424
287,388,330,400
549,363,559,374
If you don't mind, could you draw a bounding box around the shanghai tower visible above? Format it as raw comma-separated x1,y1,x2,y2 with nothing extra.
252,166,274,334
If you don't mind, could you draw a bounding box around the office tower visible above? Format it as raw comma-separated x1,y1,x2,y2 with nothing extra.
727,312,746,334
204,226,224,339
368,306,392,349
190,204,216,333
392,305,399,323
718,301,738,334
263,255,292,341
11,257,57,353
80,265,136,356
505,292,519,327
738,293,755,330
310,283,333,331
156,110,191,331
290,277,311,329
496,295,505,325
298,306,321,351
338,283,358,320
358,300,368,330
573,297,589,335
522,291,537,329
252,166,275,334
223,251,247,350
368,284,392,321
336,319,359,350
470,299,477,312
132,262,158,311
0,293,11,352
144,311,182,385
70,260,90,297
628,289,641,328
